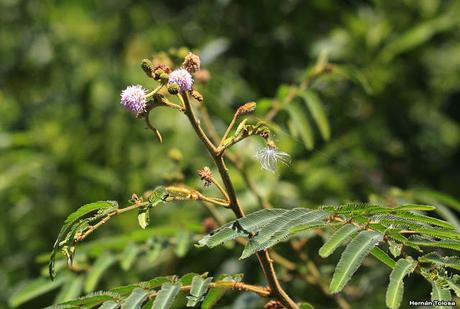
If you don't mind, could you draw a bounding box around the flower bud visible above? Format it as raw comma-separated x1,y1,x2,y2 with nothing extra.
237,102,256,116
141,59,154,78
167,83,180,95
198,166,213,187
159,72,169,84
152,64,171,80
191,90,203,102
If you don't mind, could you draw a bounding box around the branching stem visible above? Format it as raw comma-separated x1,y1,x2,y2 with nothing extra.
180,92,299,309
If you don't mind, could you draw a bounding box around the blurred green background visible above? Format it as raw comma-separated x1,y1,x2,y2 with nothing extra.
1,0,460,308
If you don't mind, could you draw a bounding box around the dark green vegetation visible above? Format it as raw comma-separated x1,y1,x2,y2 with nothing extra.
1,1,460,308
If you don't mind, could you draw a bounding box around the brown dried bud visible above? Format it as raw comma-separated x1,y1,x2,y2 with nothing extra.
202,217,218,233
264,300,286,309
191,89,204,102
198,166,213,187
182,52,200,73
236,102,256,116
194,69,211,83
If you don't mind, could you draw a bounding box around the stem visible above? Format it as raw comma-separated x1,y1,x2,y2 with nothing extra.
210,176,230,202
219,112,239,147
145,111,163,143
145,85,163,98
147,280,270,299
180,92,298,309
76,202,149,243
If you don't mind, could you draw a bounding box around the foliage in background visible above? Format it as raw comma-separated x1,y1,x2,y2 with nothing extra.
1,0,460,308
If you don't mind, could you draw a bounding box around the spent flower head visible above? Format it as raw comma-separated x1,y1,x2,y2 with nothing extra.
182,52,201,73
255,144,291,173
120,85,147,114
168,68,193,92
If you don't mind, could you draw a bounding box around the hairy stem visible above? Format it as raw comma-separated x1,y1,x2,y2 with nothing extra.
181,92,298,309
147,280,270,299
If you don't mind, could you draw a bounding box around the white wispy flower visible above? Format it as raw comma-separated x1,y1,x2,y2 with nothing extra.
255,145,291,173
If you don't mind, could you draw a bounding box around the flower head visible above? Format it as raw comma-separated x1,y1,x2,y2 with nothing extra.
255,145,291,173
168,69,193,92
120,85,147,114
182,52,201,73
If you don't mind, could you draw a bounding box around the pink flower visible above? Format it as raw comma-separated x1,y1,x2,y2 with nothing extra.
168,69,193,92
120,85,147,114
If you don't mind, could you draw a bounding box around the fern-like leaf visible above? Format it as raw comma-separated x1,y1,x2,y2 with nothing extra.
319,224,358,257
241,209,328,259
419,252,460,271
330,231,383,293
186,276,213,307
152,282,181,309
197,209,288,248
121,288,147,309
431,282,452,309
385,258,417,309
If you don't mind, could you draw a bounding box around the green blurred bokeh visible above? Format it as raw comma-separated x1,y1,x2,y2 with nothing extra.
1,0,459,308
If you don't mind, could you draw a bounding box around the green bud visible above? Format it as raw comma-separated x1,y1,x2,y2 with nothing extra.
141,59,153,78
159,72,169,84
167,83,180,95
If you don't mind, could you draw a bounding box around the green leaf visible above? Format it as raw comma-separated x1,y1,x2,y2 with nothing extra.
137,210,150,229
299,90,330,141
100,300,120,309
84,253,116,293
419,252,460,271
180,273,202,285
388,212,454,229
393,204,436,212
370,247,396,269
286,102,314,150
148,186,168,206
388,240,403,258
202,274,244,309
445,275,460,297
121,288,148,309
386,258,417,309
197,209,288,248
298,302,315,309
186,276,213,307
9,276,67,307
56,291,120,307
408,235,460,251
332,65,372,94
412,189,460,212
64,201,118,226
235,119,248,136
151,282,181,309
120,243,141,271
241,209,328,259
49,201,119,279
175,230,191,258
55,276,84,303
319,224,358,257
330,231,383,293
379,14,458,62
110,276,170,296
431,282,452,309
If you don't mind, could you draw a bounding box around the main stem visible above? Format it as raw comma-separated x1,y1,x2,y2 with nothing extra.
181,93,298,309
